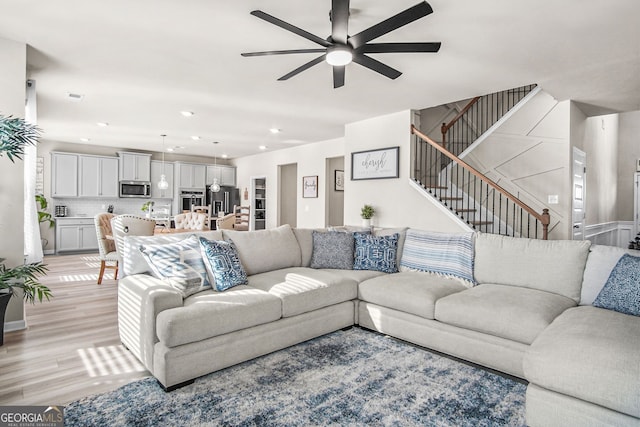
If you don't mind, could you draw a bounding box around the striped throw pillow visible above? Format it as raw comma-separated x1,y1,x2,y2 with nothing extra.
400,229,475,286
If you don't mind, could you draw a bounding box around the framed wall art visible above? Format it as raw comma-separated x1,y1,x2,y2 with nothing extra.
351,146,399,180
335,170,344,191
303,175,318,198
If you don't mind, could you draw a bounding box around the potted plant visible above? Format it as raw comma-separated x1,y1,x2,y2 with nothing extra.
36,194,55,249
0,258,51,345
361,204,375,227
0,114,40,162
141,201,154,218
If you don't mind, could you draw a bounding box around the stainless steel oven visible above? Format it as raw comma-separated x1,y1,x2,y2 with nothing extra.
179,189,205,212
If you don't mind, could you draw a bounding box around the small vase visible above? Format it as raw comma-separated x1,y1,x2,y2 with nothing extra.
362,218,371,228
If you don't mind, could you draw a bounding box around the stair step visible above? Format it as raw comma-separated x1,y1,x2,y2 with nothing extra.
426,185,448,190
471,220,493,226
456,209,477,213
440,196,463,201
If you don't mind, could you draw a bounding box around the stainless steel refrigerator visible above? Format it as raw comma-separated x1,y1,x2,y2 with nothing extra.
207,186,240,216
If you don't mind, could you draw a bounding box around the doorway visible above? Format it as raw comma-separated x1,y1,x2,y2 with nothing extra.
278,163,297,227
325,156,345,227
572,147,586,240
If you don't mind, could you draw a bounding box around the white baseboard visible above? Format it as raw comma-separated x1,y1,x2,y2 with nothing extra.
4,320,27,332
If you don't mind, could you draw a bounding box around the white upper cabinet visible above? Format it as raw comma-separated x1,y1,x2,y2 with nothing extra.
206,165,236,187
150,160,174,199
118,152,151,181
176,163,206,189
78,155,119,198
51,152,78,197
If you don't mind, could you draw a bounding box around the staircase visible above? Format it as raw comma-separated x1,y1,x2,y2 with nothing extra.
412,84,550,239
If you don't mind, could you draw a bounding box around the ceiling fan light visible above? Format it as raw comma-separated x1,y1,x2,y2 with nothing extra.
326,47,353,66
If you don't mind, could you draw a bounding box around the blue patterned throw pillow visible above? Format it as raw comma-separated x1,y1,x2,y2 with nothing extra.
199,238,248,291
354,233,399,273
593,254,640,316
310,230,355,270
140,235,211,297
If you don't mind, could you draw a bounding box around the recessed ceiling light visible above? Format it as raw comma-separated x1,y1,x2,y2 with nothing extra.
221,154,228,159
269,128,281,134
191,136,201,141
79,138,90,142
96,122,109,127
181,111,194,117
66,92,84,102
259,145,267,150
167,147,175,152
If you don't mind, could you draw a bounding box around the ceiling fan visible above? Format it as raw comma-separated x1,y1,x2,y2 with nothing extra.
241,0,441,88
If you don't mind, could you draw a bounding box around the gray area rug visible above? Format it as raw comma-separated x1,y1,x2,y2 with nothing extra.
65,328,526,426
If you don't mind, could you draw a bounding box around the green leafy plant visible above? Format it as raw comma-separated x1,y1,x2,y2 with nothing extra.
141,201,154,212
36,194,55,228
360,204,375,220
0,115,41,163
0,258,51,304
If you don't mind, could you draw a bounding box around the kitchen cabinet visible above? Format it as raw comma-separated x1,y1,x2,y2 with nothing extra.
206,165,236,187
55,217,98,253
176,163,206,189
150,160,174,199
51,152,78,197
118,152,151,181
78,155,119,198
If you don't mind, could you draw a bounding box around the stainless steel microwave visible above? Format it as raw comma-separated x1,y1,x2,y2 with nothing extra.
119,181,151,198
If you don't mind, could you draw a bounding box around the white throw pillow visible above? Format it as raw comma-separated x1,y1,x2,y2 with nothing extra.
580,245,627,305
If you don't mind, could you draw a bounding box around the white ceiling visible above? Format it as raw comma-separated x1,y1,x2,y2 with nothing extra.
1,0,639,159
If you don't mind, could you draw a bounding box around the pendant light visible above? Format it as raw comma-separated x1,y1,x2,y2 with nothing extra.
211,141,221,193
158,134,169,190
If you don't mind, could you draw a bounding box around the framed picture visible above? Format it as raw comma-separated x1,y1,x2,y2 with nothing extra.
335,170,344,191
351,146,399,180
302,175,318,198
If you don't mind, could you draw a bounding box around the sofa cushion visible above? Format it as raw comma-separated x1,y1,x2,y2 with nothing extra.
292,228,318,267
199,238,248,291
359,272,467,320
400,229,475,286
139,235,211,297
155,285,282,348
354,232,399,273
310,230,355,270
247,267,357,317
122,230,223,277
474,233,591,302
321,269,386,283
222,224,302,276
580,244,628,305
593,254,640,316
435,284,576,344
523,306,640,418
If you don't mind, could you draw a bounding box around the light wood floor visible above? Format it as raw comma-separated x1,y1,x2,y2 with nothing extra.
0,253,150,405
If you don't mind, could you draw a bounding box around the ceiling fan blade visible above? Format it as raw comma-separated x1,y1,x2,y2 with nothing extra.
278,55,326,81
333,65,345,88
242,49,326,57
251,10,331,48
352,54,402,80
349,2,433,48
331,0,350,44
360,42,441,54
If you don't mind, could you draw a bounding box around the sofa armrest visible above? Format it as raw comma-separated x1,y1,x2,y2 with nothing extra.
117,274,183,372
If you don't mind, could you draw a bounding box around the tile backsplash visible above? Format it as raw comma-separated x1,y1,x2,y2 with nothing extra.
52,198,172,217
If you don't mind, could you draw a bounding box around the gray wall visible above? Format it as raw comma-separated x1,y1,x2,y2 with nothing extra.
617,110,640,221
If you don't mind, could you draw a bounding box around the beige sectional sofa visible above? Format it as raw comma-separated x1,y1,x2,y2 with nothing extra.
117,225,640,427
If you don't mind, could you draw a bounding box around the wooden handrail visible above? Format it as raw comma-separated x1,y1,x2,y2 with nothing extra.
412,125,550,238
440,96,481,149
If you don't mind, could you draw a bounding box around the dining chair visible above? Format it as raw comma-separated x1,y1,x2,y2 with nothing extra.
110,215,156,267
174,212,209,231
233,205,250,231
94,213,118,284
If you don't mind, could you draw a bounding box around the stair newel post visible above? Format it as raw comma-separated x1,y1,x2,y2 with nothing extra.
441,123,447,151
541,208,550,240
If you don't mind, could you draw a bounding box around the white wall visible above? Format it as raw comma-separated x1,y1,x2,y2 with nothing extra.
233,138,345,229
0,38,26,325
344,110,467,232
617,110,640,221
326,156,344,227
